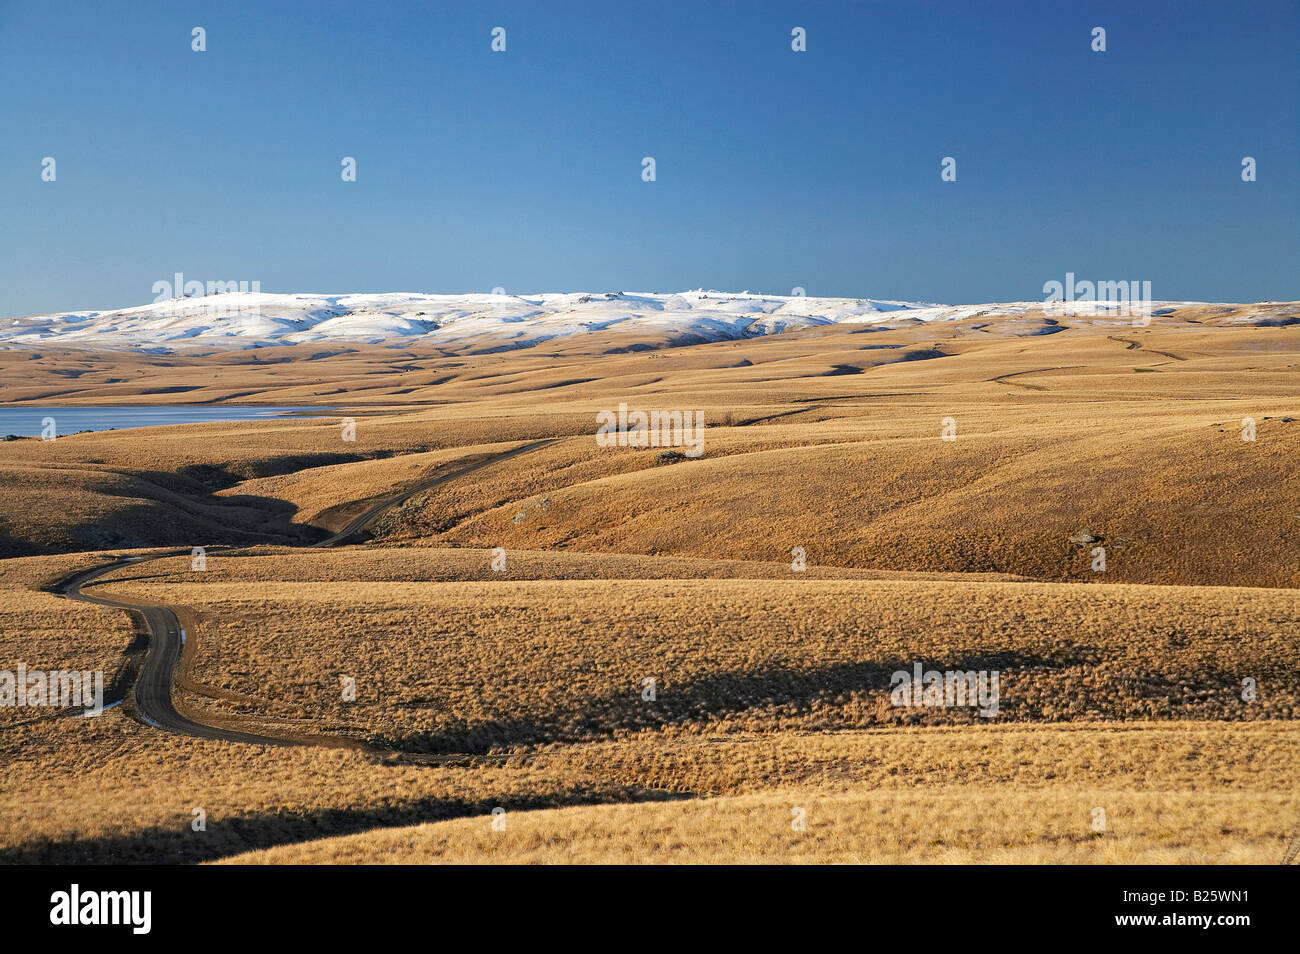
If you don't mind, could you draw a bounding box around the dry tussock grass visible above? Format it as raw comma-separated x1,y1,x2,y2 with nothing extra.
218,787,1296,865
0,557,137,728
104,546,1026,585
419,406,1300,587
1,317,1296,863
88,571,1299,753
3,713,1294,864
2,321,1296,586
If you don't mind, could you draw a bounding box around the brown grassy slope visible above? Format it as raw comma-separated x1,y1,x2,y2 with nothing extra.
100,546,1026,583
0,588,137,728
87,564,1299,752
216,787,1296,865
424,409,1299,587
0,302,1294,408
1,320,1296,585
378,327,1299,586
1,314,1295,866
3,711,1294,864
0,414,573,556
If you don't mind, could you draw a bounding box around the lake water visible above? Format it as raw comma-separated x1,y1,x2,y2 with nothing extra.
0,406,336,438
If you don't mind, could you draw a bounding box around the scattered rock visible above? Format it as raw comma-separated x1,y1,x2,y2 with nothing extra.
513,496,553,524
657,450,687,463
1070,531,1102,546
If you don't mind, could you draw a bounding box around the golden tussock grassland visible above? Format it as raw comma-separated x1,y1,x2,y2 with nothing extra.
218,788,1295,865
0,312,1297,863
3,710,1296,864
88,564,1300,752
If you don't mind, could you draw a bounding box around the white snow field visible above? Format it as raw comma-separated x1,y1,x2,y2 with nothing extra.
1,290,1289,351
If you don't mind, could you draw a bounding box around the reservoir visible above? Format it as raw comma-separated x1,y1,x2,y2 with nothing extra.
0,405,335,438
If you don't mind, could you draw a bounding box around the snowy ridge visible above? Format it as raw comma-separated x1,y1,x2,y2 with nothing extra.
0,290,1264,351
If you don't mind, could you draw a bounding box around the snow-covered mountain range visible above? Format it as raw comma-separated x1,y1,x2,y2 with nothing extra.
1,291,1289,351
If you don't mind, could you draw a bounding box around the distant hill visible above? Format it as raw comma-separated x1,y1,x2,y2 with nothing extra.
4,291,1295,351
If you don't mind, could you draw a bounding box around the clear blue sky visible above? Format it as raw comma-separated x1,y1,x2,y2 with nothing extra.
2,0,1296,317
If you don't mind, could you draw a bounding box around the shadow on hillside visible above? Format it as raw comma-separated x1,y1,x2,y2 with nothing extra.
377,651,1063,755
62,494,330,554
57,463,340,553
0,520,55,559
0,785,689,864
2,453,415,557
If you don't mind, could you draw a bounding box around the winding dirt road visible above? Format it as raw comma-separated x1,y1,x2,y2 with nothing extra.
54,438,558,748
61,558,294,745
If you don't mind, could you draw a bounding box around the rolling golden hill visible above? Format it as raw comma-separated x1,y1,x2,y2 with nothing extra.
1,309,1296,864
